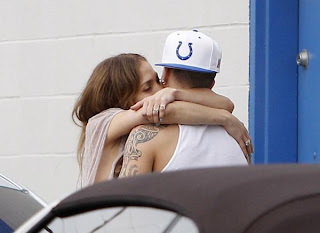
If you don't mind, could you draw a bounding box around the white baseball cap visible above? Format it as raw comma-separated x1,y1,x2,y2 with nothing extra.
156,30,222,73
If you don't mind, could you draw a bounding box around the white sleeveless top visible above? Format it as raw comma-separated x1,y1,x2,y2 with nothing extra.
162,125,247,172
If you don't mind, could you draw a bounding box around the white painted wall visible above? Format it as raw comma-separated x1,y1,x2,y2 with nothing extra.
0,0,249,202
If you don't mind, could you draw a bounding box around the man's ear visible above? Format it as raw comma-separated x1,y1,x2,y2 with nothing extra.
162,68,171,85
210,79,215,89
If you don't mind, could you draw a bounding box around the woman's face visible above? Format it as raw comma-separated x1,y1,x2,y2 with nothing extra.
135,60,162,102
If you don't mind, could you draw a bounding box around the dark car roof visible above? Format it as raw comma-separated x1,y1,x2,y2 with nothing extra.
53,164,320,233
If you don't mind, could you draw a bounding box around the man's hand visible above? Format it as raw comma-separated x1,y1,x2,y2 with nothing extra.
223,113,253,163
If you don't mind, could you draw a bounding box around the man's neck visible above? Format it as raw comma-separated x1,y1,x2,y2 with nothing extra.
166,79,191,89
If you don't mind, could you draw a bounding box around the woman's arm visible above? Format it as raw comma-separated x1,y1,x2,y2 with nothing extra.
107,101,253,157
175,88,234,113
107,109,149,142
131,87,234,115
108,87,231,141
108,100,227,142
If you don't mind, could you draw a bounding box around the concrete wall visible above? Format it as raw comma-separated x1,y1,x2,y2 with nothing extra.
0,0,249,202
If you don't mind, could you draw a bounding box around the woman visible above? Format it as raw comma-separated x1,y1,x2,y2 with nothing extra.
73,53,251,187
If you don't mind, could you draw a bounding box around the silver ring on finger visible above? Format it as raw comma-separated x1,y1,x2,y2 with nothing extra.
159,104,166,110
245,139,251,147
153,108,159,114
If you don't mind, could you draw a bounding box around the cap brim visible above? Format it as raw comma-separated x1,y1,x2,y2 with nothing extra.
155,63,217,73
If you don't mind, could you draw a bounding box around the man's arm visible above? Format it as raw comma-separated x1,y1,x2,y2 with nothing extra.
119,124,166,177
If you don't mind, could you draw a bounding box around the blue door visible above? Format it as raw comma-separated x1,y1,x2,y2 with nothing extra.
298,0,320,163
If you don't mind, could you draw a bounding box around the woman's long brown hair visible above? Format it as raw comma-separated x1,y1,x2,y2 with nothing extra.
72,53,147,175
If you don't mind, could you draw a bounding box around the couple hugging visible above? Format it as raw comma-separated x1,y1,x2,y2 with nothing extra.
72,30,253,187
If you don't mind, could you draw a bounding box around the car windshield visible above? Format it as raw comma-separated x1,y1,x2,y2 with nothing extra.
39,206,199,233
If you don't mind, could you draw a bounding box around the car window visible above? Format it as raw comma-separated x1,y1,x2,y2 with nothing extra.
0,187,44,233
0,175,21,190
40,206,199,233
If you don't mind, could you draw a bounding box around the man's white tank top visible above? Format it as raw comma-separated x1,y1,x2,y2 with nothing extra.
162,125,247,172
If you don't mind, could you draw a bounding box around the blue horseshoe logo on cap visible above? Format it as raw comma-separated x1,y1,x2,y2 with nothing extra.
176,41,193,60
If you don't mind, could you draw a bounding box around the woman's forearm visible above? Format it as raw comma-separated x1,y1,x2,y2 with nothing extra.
108,88,234,141
174,88,234,113
108,101,228,142
162,101,229,126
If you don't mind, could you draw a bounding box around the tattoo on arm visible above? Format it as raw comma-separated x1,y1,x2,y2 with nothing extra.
120,125,167,177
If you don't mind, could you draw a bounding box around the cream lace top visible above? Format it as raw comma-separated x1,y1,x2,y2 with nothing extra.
81,108,126,187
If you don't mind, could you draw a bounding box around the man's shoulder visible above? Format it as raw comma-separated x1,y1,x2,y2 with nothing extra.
129,124,178,146
128,124,168,144
131,124,168,134
180,124,224,132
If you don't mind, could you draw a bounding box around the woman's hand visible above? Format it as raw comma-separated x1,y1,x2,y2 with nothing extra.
131,88,178,123
223,112,253,164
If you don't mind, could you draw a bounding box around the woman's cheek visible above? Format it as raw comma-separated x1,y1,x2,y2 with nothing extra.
153,84,163,94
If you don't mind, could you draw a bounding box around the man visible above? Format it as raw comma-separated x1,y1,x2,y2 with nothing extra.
120,30,250,177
